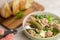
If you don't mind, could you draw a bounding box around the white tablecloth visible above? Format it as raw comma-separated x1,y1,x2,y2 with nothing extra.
0,0,60,40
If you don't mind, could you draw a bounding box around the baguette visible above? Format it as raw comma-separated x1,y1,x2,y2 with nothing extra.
25,0,34,9
1,2,12,18
13,0,20,15
19,0,34,10
19,0,26,10
2,7,35,29
9,1,13,8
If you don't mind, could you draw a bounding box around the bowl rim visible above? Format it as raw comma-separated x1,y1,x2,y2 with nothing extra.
23,11,60,39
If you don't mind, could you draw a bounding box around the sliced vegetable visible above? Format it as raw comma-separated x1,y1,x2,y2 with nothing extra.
29,17,42,30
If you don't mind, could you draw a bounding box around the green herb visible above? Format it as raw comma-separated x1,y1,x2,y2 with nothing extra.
33,15,38,18
47,15,53,23
52,28,58,36
39,15,46,19
43,27,53,31
43,27,49,31
48,27,53,31
16,11,24,19
33,15,46,19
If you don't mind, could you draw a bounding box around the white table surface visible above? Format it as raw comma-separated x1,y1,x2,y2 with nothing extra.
0,0,60,40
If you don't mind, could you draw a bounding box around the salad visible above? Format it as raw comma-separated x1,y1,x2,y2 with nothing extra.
25,14,60,38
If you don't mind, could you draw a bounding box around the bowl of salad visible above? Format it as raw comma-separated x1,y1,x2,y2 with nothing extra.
23,11,60,40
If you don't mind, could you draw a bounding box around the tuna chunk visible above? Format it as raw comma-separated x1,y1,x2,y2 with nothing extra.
55,24,60,31
45,30,53,37
41,18,48,26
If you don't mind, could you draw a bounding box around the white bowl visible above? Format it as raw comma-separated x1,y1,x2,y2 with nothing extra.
23,11,60,40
